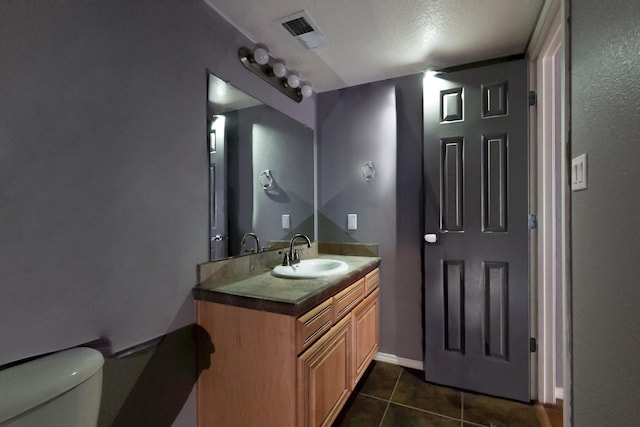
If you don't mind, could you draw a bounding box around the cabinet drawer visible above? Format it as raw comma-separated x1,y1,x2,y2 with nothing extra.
296,298,333,353
333,278,365,322
365,268,379,295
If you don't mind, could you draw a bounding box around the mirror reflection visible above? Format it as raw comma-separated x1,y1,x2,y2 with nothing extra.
207,73,315,260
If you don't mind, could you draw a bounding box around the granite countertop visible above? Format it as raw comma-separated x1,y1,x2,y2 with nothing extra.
192,254,380,317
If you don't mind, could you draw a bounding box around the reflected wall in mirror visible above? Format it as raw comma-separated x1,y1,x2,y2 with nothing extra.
207,73,315,260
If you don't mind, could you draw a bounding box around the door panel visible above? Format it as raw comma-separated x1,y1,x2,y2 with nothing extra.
423,59,529,402
482,134,508,232
443,260,465,353
441,137,464,231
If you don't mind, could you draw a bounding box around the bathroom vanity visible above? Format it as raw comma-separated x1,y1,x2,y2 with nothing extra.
193,249,380,427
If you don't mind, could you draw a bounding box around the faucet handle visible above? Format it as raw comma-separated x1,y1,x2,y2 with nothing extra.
282,252,291,266
293,249,299,262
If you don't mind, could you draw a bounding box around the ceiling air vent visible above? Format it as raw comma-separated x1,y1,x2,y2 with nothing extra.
276,11,327,50
282,17,314,37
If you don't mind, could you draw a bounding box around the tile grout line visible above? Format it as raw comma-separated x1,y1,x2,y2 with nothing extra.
377,399,392,427
374,368,473,425
377,368,403,427
358,392,391,403
388,400,467,424
360,363,539,427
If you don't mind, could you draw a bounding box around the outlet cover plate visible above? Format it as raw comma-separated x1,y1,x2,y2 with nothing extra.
571,153,588,191
347,214,357,230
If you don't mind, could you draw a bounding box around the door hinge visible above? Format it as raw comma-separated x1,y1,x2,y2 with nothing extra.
528,214,537,230
530,337,538,353
528,90,537,106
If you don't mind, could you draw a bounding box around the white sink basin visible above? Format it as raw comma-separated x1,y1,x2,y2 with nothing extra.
272,259,349,279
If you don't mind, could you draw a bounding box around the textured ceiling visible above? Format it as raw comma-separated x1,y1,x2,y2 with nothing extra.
205,0,545,93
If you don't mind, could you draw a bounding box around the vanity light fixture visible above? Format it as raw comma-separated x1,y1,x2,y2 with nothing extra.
286,73,300,89
252,47,270,65
272,61,287,78
238,45,313,103
300,83,313,98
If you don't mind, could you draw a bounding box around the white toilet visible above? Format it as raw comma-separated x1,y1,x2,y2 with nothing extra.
0,347,104,427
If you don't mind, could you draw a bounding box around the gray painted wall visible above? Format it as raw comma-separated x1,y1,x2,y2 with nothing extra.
231,105,314,251
0,0,315,425
317,75,423,361
393,74,425,361
571,0,640,424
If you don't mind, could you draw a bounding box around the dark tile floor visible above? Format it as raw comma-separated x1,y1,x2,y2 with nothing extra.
333,361,541,427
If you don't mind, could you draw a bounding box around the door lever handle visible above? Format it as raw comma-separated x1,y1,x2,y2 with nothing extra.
424,234,437,243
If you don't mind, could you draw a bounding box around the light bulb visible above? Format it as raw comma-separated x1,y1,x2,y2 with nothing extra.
272,62,287,78
253,47,269,65
286,73,300,89
300,84,313,98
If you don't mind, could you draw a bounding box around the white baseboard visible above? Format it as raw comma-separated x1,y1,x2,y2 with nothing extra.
555,387,564,400
374,352,423,370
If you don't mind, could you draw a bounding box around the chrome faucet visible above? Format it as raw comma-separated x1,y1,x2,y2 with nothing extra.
282,233,311,266
240,232,260,254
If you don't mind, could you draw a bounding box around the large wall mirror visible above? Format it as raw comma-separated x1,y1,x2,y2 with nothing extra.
207,73,315,260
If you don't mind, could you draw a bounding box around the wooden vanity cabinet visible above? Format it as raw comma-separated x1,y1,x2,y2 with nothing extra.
297,286,380,427
352,288,380,388
296,313,352,427
352,268,379,386
196,267,380,427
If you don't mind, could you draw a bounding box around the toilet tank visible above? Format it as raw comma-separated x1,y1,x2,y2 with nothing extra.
0,347,104,427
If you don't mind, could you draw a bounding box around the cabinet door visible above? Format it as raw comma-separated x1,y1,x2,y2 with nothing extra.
297,315,351,427
352,288,380,387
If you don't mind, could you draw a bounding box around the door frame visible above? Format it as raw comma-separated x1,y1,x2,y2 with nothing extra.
527,0,568,406
536,9,563,404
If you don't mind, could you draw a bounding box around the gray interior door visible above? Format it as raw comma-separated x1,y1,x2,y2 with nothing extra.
209,114,228,261
423,59,530,402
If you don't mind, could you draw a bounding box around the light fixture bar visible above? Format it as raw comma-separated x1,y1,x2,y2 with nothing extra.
238,46,303,103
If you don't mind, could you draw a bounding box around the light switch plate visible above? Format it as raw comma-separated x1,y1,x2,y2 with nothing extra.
282,214,290,229
571,153,588,191
347,214,357,230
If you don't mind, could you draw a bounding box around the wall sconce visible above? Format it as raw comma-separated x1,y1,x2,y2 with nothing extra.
238,46,313,103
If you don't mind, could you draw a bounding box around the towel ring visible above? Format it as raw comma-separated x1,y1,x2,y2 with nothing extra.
259,169,274,190
362,161,376,181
